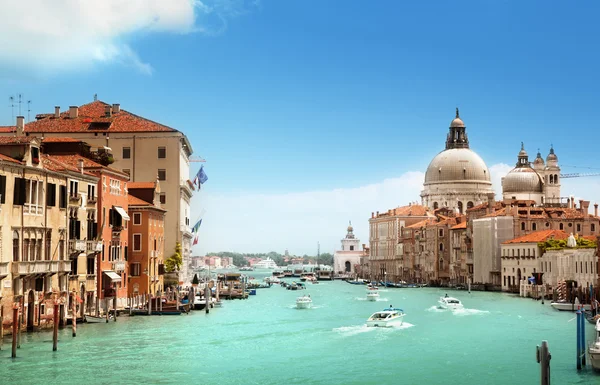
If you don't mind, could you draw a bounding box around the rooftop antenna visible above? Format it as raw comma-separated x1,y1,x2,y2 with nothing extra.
17,94,23,116
8,96,15,121
27,100,32,122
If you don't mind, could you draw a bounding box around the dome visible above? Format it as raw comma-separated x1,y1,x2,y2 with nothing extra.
424,148,492,185
546,146,558,163
533,151,544,165
450,117,465,128
502,167,543,193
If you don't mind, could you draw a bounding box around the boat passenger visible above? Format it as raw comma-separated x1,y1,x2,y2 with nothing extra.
445,294,449,298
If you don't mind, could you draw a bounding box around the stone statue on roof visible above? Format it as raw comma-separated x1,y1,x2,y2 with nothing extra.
567,233,576,248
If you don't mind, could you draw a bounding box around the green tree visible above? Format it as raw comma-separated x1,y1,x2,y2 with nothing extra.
317,252,334,265
192,274,199,285
165,242,183,272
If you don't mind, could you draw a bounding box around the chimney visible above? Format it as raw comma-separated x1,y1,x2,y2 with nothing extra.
78,159,84,174
112,103,120,113
69,106,78,119
595,203,598,217
16,116,24,136
581,200,590,214
566,197,571,209
376,211,379,217
105,105,112,117
54,106,60,118
371,212,374,218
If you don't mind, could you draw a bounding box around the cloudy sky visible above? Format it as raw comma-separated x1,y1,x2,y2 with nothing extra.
2,1,600,256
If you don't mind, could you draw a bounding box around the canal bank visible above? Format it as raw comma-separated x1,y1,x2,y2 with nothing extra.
0,275,597,385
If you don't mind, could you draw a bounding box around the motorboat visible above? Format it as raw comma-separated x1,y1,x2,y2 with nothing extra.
438,295,464,310
264,276,281,284
85,314,112,323
366,307,405,327
366,289,380,301
296,295,312,309
589,318,600,371
550,297,591,312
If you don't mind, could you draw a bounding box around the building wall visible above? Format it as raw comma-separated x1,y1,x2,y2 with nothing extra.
473,216,514,285
500,243,540,291
539,248,598,288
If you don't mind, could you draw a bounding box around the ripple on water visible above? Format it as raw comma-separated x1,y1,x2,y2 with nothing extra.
333,322,415,337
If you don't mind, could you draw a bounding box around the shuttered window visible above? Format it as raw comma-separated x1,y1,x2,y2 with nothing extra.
46,183,56,207
13,177,26,205
0,175,6,204
59,185,67,208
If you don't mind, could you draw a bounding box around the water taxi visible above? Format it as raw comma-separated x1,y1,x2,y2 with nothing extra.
296,295,313,309
366,307,404,327
366,288,380,301
438,295,463,310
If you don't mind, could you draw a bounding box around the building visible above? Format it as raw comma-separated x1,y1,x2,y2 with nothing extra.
472,216,514,288
421,109,495,213
127,192,166,297
368,204,433,281
333,222,364,275
540,245,598,289
0,101,195,283
500,229,569,292
0,126,97,329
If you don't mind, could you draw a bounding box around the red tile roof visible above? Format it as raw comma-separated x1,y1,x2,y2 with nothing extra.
41,137,85,143
451,222,467,230
0,153,22,164
23,101,178,133
503,230,569,244
0,136,36,144
44,154,126,178
128,182,156,189
128,195,151,206
375,204,432,218
406,219,433,229
0,126,15,133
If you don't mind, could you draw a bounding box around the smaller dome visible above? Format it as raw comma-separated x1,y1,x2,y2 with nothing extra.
503,167,544,193
347,221,353,232
450,107,465,128
533,150,544,165
546,146,558,162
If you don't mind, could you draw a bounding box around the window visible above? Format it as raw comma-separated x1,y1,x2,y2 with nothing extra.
87,184,96,201
13,177,26,205
439,229,444,237
158,169,166,181
559,223,564,230
131,263,142,276
110,242,121,261
467,201,474,209
159,193,166,205
0,174,6,204
350,245,354,251
110,179,121,195
123,147,131,159
532,223,537,231
439,243,444,252
16,179,44,215
45,231,51,261
577,224,581,232
158,147,166,159
133,234,142,251
46,183,56,206
521,222,525,231
13,231,19,262
592,224,596,232
69,180,79,198
87,257,95,275
58,185,67,208
133,212,142,225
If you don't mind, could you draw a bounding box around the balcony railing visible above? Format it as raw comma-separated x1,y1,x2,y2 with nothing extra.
113,261,126,273
58,261,70,273
87,197,97,205
11,261,65,275
69,239,86,254
86,241,103,253
0,262,8,278
69,194,81,205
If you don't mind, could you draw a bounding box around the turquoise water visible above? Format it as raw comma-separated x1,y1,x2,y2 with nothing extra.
0,271,598,385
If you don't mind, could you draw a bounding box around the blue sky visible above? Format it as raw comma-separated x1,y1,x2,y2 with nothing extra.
2,1,600,255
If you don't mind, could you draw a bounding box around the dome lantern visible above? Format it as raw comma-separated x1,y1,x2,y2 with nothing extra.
445,107,469,150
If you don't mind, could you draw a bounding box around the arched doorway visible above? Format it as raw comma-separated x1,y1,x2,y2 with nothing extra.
344,261,351,272
27,290,35,331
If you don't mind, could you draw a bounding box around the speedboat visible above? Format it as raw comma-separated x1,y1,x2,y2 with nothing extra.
438,296,463,310
296,295,312,309
366,289,380,301
589,319,600,371
366,307,404,327
550,297,591,312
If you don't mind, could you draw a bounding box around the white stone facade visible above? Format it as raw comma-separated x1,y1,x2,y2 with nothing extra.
539,248,597,288
472,216,514,285
334,223,362,274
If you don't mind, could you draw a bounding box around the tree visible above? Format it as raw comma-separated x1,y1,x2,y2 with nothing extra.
192,274,199,285
165,242,183,272
317,252,334,266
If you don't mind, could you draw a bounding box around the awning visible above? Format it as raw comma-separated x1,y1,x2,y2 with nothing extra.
113,205,130,221
103,271,122,282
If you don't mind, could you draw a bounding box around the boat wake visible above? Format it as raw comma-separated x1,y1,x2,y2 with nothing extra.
426,305,446,313
333,322,414,337
452,308,490,316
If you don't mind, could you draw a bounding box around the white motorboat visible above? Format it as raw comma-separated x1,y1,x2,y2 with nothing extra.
550,297,591,312
85,314,112,323
253,257,279,269
296,295,312,309
589,318,600,371
366,289,380,301
366,307,405,327
264,276,281,284
438,295,464,310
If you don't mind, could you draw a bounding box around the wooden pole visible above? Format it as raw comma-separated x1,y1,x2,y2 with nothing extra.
113,296,117,322
148,294,152,315
52,303,59,352
11,304,18,358
0,303,4,351
17,298,22,349
159,291,163,313
129,296,132,316
205,286,210,314
72,295,77,337
536,340,551,385
105,298,109,323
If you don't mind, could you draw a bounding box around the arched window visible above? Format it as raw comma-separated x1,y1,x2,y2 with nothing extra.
554,174,558,183
13,231,19,262
467,201,474,209
532,223,537,231
458,201,463,214
549,174,554,184
521,222,526,231
439,243,444,252
559,223,564,230
344,261,351,272
433,202,439,210
45,230,51,261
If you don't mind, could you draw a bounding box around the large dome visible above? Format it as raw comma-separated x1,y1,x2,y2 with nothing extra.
424,148,492,185
503,167,543,193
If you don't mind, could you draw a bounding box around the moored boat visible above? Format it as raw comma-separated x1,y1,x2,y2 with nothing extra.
366,307,404,327
296,295,312,309
85,314,112,323
550,297,591,312
588,319,600,371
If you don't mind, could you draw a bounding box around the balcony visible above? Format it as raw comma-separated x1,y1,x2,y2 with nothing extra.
113,261,126,273
86,241,103,253
11,261,64,276
69,193,81,205
0,262,8,279
58,261,70,273
87,197,97,205
69,239,86,254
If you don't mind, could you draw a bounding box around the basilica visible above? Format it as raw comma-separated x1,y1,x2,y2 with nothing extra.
367,110,600,289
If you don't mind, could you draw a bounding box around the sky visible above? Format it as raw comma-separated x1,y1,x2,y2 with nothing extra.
2,1,600,256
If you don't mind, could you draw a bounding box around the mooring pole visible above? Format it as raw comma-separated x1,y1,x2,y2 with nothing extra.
0,304,4,351
72,294,77,337
113,296,117,322
52,303,59,352
536,340,551,385
580,309,586,367
11,304,18,358
205,286,210,314
576,310,582,370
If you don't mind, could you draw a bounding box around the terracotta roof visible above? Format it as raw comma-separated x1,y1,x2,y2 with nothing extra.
0,136,36,144
451,222,467,230
503,230,569,244
482,208,508,218
0,153,22,164
41,137,85,143
128,195,151,206
375,204,431,218
0,126,15,133
128,182,156,189
44,154,126,178
23,101,178,133
406,219,433,229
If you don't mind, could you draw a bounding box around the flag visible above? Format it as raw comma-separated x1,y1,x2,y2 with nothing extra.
193,166,208,186
528,276,536,284
192,219,202,233
193,236,199,245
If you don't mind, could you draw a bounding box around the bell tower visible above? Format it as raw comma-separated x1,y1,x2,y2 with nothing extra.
544,145,561,205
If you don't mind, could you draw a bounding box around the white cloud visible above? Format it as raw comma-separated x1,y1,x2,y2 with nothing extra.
192,163,600,257
0,0,255,75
